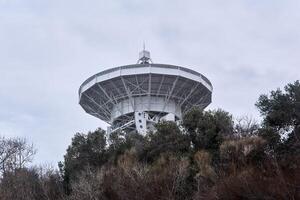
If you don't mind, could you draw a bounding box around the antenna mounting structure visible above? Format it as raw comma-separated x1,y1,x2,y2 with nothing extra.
79,48,213,135
137,43,152,64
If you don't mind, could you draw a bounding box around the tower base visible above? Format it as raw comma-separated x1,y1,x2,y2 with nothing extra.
107,111,177,135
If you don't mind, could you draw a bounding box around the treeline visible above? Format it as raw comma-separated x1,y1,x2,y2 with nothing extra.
0,81,299,200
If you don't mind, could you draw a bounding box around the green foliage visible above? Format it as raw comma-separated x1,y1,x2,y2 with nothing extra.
142,121,190,162
257,127,281,151
60,128,107,193
107,131,145,163
256,80,300,129
183,109,234,154
256,80,300,156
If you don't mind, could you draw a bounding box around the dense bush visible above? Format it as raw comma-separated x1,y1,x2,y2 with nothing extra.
0,167,65,200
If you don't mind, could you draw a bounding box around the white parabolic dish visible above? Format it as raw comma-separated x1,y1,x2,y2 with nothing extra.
79,51,212,134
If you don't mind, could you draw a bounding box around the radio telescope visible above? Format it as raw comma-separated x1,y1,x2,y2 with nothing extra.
79,49,212,134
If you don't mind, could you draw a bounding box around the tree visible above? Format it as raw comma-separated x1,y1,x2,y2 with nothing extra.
142,121,190,162
256,80,300,155
183,109,234,155
0,166,65,200
60,128,107,193
234,116,259,137
0,168,44,200
256,80,300,130
0,137,36,174
33,164,65,200
107,131,145,163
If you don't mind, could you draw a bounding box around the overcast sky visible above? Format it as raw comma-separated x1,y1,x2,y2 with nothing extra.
0,0,299,166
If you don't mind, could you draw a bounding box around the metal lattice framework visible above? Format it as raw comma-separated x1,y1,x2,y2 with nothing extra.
79,51,212,134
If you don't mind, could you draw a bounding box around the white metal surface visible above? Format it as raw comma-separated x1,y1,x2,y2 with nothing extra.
79,51,212,134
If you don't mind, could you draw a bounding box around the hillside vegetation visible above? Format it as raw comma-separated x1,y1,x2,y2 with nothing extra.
0,81,299,200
